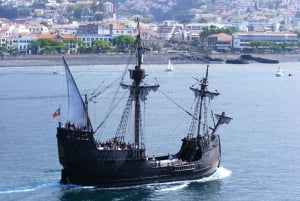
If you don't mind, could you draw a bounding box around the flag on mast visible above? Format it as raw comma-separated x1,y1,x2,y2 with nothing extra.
52,108,60,118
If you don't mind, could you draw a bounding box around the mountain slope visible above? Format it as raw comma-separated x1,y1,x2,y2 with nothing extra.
117,0,200,22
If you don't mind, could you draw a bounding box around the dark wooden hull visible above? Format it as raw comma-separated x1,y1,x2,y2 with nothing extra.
56,128,221,187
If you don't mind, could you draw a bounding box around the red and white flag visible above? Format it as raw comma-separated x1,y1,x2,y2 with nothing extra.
52,108,60,118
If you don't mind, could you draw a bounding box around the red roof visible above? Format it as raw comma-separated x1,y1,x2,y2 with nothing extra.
34,33,56,39
59,34,75,39
208,33,232,41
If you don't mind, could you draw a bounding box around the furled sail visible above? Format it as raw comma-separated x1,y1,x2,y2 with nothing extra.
215,113,232,125
120,83,159,101
190,87,220,99
63,57,88,128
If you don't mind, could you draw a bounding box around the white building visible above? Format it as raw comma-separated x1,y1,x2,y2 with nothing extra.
207,33,232,51
77,22,134,47
232,31,299,51
10,33,36,54
76,34,112,47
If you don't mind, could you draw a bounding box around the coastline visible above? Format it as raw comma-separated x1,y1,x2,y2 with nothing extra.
0,53,299,67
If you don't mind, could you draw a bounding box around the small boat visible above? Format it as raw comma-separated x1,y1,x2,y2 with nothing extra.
165,59,174,71
276,66,284,77
56,20,232,187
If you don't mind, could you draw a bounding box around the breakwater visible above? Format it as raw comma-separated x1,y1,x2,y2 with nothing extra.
0,53,299,67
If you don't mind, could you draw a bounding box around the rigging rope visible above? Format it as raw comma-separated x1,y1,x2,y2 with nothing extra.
158,89,205,126
94,89,129,136
159,89,191,117
88,52,134,102
89,75,122,102
93,53,139,141
94,62,132,135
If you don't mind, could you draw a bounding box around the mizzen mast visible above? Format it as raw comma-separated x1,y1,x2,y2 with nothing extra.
196,65,209,137
188,65,220,138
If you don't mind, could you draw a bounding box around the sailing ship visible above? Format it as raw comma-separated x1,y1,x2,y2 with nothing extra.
165,59,174,71
56,20,231,187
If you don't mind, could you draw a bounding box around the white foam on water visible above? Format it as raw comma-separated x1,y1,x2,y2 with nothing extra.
0,182,60,194
206,166,232,181
151,182,189,192
190,166,232,184
149,166,232,192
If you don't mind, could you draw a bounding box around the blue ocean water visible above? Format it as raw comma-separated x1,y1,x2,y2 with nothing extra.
0,62,300,201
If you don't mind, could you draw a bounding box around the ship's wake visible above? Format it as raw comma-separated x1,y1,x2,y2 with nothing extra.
0,182,60,194
0,167,231,194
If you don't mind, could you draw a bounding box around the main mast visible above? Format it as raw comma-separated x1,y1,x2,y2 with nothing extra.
130,20,145,148
118,19,159,150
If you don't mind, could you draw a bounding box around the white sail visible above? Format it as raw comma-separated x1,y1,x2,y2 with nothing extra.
166,59,174,71
276,66,284,77
63,57,87,128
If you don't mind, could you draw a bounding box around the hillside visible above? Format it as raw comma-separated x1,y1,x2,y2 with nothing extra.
117,0,200,22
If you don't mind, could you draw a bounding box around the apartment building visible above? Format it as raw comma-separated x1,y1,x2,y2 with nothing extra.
232,31,299,51
76,22,134,47
10,33,37,54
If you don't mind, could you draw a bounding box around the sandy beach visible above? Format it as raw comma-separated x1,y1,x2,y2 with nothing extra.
0,53,299,67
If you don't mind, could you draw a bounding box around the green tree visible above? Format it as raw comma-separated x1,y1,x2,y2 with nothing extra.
197,18,208,23
111,35,135,53
270,44,282,52
91,39,111,53
199,26,236,43
0,46,8,52
62,38,87,53
28,40,41,54
152,44,162,52
248,40,270,53
29,38,67,54
189,39,200,50
73,6,83,20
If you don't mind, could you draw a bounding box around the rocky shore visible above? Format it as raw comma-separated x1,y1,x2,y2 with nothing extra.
0,53,299,67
